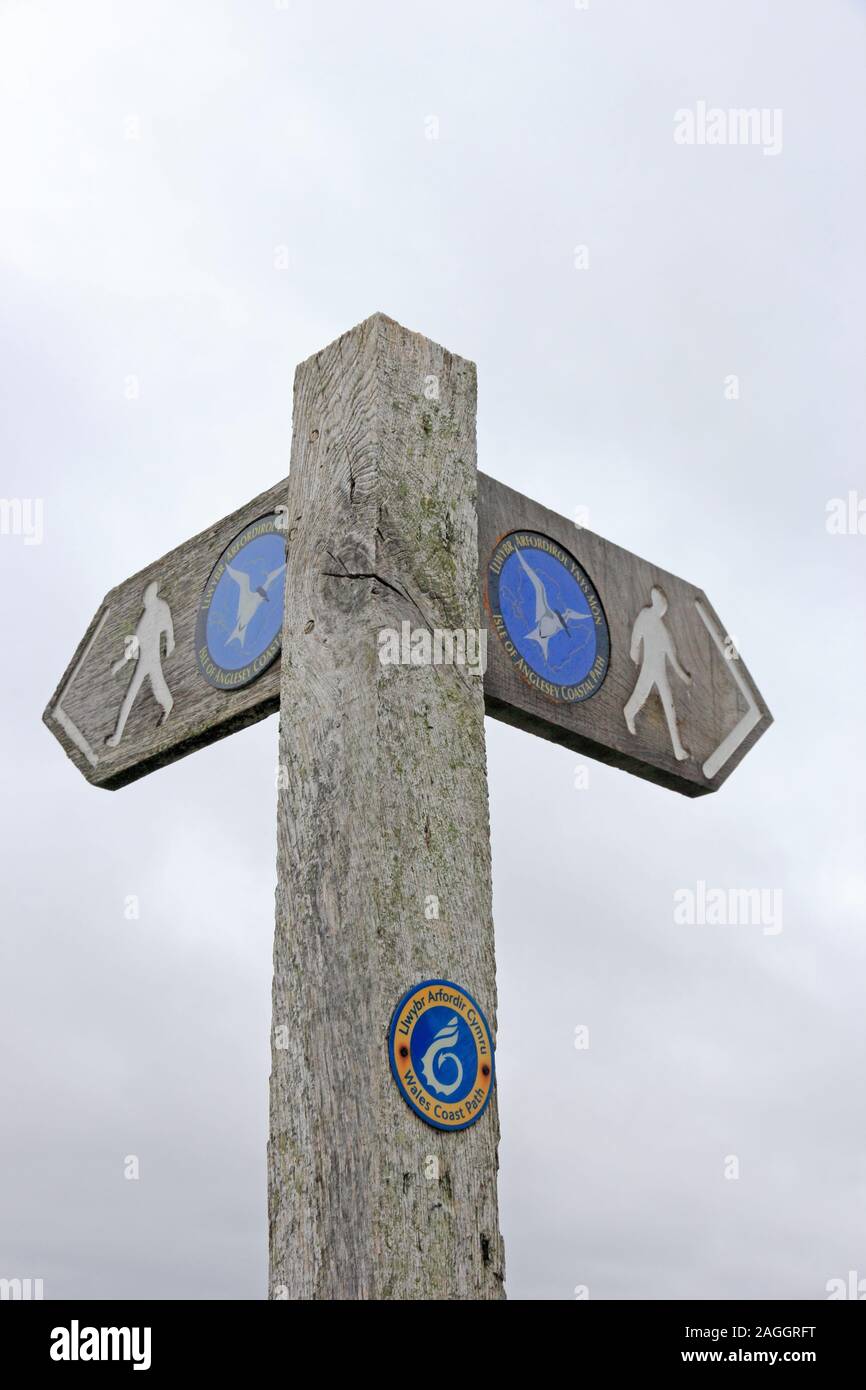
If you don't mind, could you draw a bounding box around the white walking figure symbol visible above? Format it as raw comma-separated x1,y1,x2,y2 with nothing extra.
513,547,590,662
624,586,692,761
106,581,175,748
224,560,286,647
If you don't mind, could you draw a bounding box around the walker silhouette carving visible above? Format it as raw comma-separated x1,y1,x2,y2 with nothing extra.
624,587,691,761
106,581,175,748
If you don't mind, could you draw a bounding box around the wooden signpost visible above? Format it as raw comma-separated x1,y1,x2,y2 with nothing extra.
43,479,289,790
478,472,771,797
44,312,772,1300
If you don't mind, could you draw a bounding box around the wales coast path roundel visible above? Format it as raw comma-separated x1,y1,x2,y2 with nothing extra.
388,979,495,1132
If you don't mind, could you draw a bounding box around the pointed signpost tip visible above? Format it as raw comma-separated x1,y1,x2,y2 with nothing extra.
303,311,474,378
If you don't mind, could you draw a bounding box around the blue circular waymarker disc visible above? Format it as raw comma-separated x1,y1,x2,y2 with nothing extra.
388,979,495,1132
195,515,288,690
487,530,609,703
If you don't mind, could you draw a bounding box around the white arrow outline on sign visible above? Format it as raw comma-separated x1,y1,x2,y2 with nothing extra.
50,607,110,768
694,599,762,780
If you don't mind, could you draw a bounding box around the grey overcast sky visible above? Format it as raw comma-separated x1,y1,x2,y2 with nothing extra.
1,0,864,1300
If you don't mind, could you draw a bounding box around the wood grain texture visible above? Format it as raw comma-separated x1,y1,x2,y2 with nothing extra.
268,313,505,1300
478,472,772,796
42,481,289,790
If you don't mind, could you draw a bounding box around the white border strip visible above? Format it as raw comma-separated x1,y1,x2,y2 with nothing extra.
50,607,110,769
694,600,761,780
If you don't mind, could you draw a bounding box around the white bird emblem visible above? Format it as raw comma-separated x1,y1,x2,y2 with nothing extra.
514,548,589,661
224,560,286,647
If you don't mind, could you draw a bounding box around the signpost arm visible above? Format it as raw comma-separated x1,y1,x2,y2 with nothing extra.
268,313,506,1299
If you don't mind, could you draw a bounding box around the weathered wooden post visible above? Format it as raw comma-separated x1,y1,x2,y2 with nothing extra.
268,314,506,1299
44,310,772,1302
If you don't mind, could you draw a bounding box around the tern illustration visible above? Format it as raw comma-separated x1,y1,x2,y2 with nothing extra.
224,560,286,647
514,548,589,661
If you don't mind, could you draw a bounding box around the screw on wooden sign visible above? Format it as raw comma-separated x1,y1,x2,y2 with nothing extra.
43,313,772,1299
